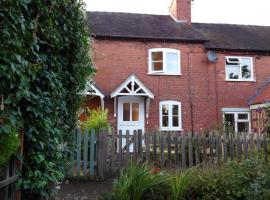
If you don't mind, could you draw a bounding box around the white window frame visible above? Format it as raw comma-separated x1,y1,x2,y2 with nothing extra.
159,101,182,131
222,109,251,133
225,56,254,81
148,48,181,75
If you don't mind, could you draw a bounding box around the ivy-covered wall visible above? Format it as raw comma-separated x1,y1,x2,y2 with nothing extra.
0,0,93,199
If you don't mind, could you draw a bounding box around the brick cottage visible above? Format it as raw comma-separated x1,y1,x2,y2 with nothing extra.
83,0,270,133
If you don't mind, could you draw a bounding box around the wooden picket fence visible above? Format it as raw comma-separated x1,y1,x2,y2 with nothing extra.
68,129,269,179
0,158,18,200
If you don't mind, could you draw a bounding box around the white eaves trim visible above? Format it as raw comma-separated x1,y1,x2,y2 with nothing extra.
111,74,154,99
81,81,105,99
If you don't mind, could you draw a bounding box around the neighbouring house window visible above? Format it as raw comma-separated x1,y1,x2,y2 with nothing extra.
123,102,139,122
225,56,254,81
160,101,182,130
223,110,251,132
149,48,180,75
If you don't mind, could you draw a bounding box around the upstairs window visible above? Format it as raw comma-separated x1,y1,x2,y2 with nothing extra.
225,56,254,81
149,48,180,75
159,101,182,131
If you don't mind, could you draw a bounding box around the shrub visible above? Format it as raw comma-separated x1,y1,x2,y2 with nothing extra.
0,0,94,199
105,162,168,200
167,158,270,200
0,129,19,166
81,108,110,132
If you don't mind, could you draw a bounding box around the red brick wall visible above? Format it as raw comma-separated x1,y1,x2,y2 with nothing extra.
90,39,270,132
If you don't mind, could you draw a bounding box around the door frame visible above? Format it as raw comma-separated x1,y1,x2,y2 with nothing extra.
117,96,145,133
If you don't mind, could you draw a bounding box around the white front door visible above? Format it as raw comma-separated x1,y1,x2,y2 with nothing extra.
118,96,145,151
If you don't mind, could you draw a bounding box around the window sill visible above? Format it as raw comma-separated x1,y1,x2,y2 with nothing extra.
225,79,256,82
148,72,182,76
160,128,183,131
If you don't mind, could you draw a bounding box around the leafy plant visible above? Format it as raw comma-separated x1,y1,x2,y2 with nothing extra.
0,130,19,166
81,108,110,132
108,162,168,200
0,0,94,199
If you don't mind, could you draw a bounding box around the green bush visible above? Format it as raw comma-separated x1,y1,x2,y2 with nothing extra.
103,158,270,200
0,130,19,166
81,109,110,132
0,0,93,199
102,162,168,200
168,158,270,200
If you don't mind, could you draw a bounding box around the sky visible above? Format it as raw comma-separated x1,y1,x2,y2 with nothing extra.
85,0,270,26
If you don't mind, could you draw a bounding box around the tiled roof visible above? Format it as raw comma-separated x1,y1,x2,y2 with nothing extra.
249,78,270,105
87,12,270,52
87,12,206,42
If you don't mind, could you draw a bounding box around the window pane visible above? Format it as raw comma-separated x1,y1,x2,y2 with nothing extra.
226,65,239,79
238,113,248,120
152,61,163,71
172,116,179,127
166,52,178,73
162,116,169,127
167,62,178,73
238,122,249,132
132,103,139,121
152,51,163,61
162,105,169,115
123,103,130,121
172,105,179,115
224,114,235,129
241,58,251,79
167,52,178,62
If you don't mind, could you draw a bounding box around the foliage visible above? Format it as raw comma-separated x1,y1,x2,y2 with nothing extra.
81,108,110,131
168,168,197,200
167,158,270,200
265,106,270,134
102,162,168,200
0,0,94,199
0,129,19,166
102,158,270,200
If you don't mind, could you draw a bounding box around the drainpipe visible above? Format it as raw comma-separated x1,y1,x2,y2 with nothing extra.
187,51,194,133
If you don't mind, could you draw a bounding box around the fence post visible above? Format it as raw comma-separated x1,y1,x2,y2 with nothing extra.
76,129,82,177
126,130,130,166
195,132,200,166
263,133,268,162
90,129,95,177
119,130,123,168
175,132,179,166
160,132,164,166
133,130,138,162
229,132,234,161
145,132,150,162
168,132,172,167
83,129,89,176
188,132,193,167
111,129,116,175
153,132,157,161
243,133,248,160
97,130,104,178
223,132,227,163
138,130,143,161
181,132,186,169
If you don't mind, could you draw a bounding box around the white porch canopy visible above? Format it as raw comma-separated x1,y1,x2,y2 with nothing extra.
81,81,105,109
110,74,154,118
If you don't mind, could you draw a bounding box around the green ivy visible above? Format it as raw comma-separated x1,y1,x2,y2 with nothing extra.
0,0,94,199
0,129,19,166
